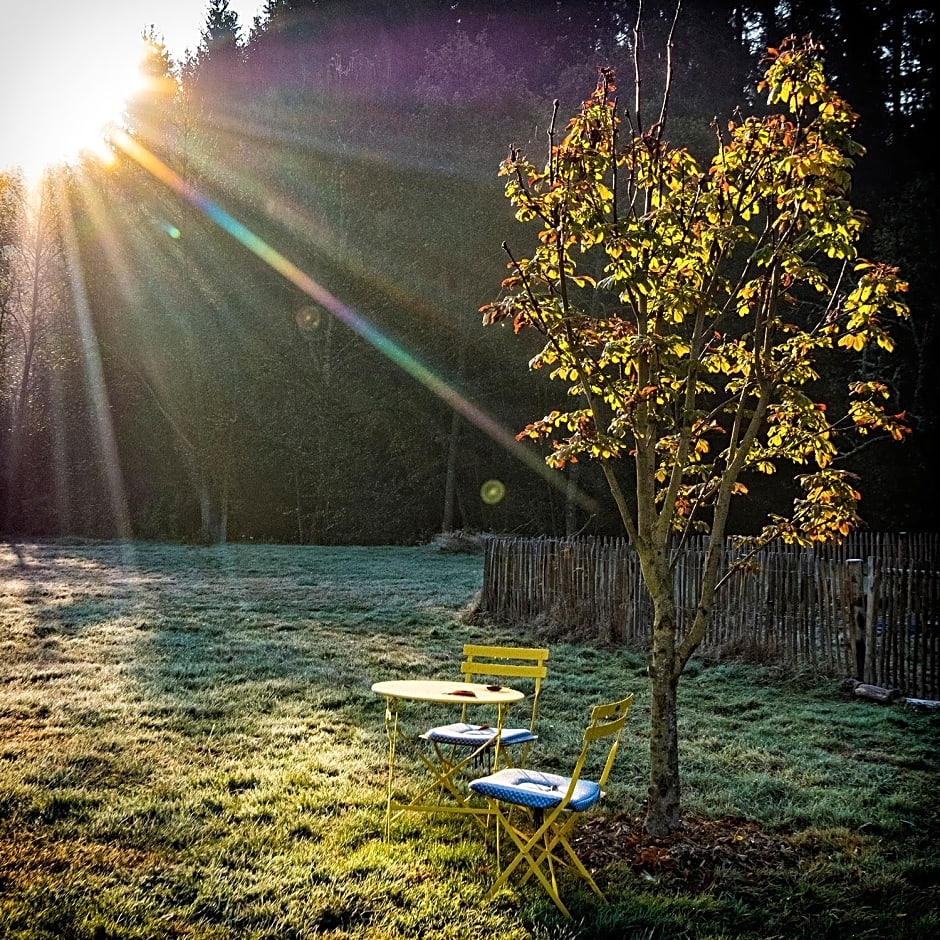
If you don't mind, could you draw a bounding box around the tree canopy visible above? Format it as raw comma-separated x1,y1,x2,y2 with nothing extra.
482,32,909,834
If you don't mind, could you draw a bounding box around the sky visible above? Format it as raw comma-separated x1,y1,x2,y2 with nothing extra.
0,1,267,175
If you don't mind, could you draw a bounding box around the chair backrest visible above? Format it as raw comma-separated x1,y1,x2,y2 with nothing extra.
566,693,634,798
460,644,549,732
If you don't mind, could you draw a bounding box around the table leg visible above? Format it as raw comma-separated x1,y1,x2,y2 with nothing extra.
493,702,507,768
382,695,399,841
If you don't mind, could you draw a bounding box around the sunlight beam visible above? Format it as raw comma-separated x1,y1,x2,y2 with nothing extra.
109,128,598,514
55,177,132,539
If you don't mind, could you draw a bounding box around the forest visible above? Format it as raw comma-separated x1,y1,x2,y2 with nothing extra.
1,0,937,545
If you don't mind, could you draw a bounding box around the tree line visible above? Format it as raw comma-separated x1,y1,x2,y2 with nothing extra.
1,0,936,544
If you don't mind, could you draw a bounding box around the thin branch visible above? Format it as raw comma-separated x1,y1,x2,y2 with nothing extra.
633,1,644,136
548,98,559,186
656,1,682,141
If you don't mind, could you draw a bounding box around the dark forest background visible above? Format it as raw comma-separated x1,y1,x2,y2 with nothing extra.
1,0,936,545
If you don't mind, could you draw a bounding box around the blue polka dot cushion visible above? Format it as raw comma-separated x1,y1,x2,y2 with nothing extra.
423,722,536,748
469,768,602,811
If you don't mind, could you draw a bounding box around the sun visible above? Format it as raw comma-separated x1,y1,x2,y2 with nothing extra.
0,8,151,180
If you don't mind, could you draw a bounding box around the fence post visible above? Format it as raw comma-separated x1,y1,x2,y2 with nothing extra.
845,558,866,680
864,556,878,685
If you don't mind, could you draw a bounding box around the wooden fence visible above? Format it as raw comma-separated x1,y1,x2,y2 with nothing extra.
479,532,940,699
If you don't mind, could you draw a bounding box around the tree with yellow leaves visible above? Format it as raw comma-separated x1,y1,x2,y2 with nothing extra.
482,33,909,837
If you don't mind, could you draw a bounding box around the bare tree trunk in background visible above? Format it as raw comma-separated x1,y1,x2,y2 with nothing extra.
4,185,51,532
442,408,460,532
565,462,580,536
441,345,465,533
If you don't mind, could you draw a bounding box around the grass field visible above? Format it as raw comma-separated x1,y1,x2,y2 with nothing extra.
1,540,937,939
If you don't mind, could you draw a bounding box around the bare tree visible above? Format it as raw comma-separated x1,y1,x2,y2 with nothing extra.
0,173,69,532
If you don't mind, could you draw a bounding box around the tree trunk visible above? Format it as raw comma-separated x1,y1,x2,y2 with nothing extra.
293,460,305,543
646,611,682,836
4,193,44,532
442,409,460,532
565,462,580,536
198,475,227,545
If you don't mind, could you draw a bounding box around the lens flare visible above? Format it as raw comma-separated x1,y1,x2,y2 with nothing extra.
480,480,506,505
295,305,323,331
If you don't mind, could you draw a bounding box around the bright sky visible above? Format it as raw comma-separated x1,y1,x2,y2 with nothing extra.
0,1,266,176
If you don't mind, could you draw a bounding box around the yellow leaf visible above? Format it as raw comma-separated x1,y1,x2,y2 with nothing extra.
838,334,865,351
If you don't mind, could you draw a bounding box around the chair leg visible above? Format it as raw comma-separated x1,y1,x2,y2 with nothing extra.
526,817,605,900
555,832,605,899
486,806,574,919
486,808,607,917
486,807,536,889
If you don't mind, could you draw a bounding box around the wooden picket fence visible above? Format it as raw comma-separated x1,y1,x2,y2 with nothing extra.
479,532,940,699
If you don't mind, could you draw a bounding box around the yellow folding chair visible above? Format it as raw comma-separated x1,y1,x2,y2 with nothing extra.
468,693,634,919
414,645,549,813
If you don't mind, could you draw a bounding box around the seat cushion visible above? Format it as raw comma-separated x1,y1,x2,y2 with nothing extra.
469,767,602,811
423,722,536,748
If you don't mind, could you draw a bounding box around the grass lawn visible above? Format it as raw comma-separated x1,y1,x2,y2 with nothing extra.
1,540,937,939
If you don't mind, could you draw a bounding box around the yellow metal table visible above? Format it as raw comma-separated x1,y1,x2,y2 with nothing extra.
371,678,525,838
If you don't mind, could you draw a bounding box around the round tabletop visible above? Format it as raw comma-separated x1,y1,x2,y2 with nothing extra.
371,678,525,705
